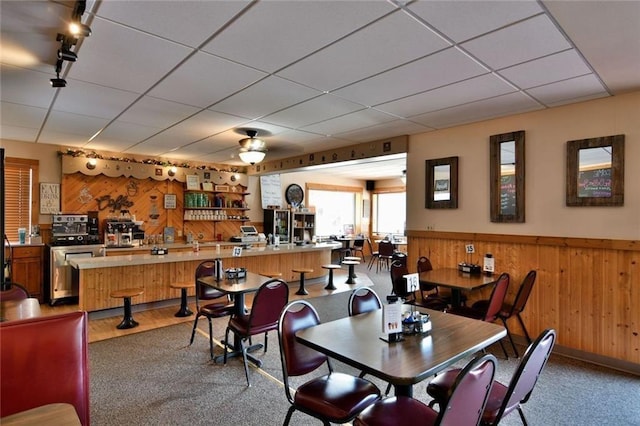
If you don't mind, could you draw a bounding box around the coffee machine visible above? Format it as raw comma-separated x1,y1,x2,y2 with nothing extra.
104,219,134,247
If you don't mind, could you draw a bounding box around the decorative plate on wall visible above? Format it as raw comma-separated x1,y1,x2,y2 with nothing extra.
285,184,304,207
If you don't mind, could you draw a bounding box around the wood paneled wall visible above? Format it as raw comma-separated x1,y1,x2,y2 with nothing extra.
407,230,639,366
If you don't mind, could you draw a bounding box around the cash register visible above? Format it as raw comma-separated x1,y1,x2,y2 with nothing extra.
231,226,265,243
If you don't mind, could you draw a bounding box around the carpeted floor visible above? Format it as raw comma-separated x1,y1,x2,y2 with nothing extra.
88,265,640,425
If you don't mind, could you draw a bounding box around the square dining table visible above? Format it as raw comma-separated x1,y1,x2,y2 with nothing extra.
198,272,271,364
296,306,506,397
419,268,499,307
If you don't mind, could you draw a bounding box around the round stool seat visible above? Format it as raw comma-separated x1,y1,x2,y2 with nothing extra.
110,288,144,329
321,264,342,290
341,260,360,284
169,282,194,317
260,271,282,278
344,256,361,262
292,268,314,296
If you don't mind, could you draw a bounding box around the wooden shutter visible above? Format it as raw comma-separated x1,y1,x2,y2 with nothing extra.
4,157,38,241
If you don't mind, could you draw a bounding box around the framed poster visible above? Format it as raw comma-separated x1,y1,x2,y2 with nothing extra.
164,194,177,209
186,174,200,190
40,183,60,214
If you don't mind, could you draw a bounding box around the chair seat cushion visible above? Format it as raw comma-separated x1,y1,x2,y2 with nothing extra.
228,314,277,335
354,396,437,426
294,373,380,422
481,380,510,424
426,368,459,403
201,302,234,318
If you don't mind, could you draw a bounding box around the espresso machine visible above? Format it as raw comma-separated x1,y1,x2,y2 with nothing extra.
104,219,134,247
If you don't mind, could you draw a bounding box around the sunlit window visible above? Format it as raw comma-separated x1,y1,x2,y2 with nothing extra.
308,189,356,236
373,192,405,235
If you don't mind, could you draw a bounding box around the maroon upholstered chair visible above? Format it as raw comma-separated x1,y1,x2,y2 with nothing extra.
0,311,90,425
427,329,556,426
348,286,382,316
389,260,416,303
224,278,289,386
448,272,511,358
189,260,234,360
278,300,381,425
0,282,29,301
415,256,449,311
355,352,497,426
376,240,395,272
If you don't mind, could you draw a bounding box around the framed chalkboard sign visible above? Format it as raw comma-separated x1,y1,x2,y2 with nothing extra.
566,134,624,206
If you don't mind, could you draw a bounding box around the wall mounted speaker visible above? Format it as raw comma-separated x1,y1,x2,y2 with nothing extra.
366,180,375,191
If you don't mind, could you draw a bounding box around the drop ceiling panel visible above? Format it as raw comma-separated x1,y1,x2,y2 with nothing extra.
39,110,109,139
147,51,267,108
68,17,192,93
52,79,139,118
91,120,164,146
261,94,364,129
499,49,593,89
0,65,55,107
208,76,322,120
0,103,47,130
277,11,451,91
527,74,609,106
301,108,398,136
335,120,433,142
201,1,395,73
96,0,250,48
411,92,543,129
462,14,571,70
117,96,200,129
376,74,517,118
406,0,543,43
165,139,236,160
334,47,489,107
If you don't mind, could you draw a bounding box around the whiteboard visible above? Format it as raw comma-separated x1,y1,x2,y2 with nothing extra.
260,175,283,209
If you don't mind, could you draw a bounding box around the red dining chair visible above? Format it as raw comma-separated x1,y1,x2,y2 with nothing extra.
351,237,366,262
278,300,381,425
427,329,556,426
0,282,29,301
472,270,537,357
389,260,417,304
376,240,395,272
223,278,289,386
348,286,382,316
415,256,449,311
355,352,497,426
189,260,234,360
447,272,511,358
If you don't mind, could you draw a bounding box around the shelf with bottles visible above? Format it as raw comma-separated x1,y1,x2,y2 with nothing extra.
184,209,250,221
291,211,315,242
184,185,249,209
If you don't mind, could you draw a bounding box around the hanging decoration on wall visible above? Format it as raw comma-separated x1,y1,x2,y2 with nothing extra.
78,187,93,204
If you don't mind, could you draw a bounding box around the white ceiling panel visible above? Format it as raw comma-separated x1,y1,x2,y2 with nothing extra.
208,76,322,120
277,10,451,91
69,17,192,93
201,1,395,73
1,0,637,180
499,49,592,89
406,0,543,43
462,14,571,70
95,0,251,48
147,51,267,108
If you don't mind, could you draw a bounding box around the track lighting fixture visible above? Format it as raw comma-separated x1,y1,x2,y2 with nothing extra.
50,59,66,88
57,45,77,62
69,22,92,37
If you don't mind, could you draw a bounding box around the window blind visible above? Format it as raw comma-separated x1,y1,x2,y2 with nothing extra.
4,157,38,241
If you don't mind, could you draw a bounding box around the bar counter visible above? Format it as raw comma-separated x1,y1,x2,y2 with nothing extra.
69,242,340,312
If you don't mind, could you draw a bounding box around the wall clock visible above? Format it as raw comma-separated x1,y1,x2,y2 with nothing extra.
285,184,304,207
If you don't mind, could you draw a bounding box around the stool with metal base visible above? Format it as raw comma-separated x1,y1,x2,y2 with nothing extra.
342,260,360,284
292,267,314,295
110,288,144,329
169,282,194,317
321,264,341,290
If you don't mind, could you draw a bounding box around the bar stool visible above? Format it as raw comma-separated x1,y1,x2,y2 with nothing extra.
321,264,342,290
292,267,314,295
169,282,194,317
260,271,282,278
110,288,144,329
342,260,360,285
343,256,361,278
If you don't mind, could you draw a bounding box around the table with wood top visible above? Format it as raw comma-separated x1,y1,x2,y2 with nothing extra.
198,272,271,364
419,268,499,307
0,298,42,322
1,403,81,426
296,306,506,397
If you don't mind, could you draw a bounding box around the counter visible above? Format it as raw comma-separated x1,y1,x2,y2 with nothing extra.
103,240,265,255
69,242,340,312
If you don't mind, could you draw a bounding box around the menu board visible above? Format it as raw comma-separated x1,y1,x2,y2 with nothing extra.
500,174,516,215
578,168,611,198
260,174,283,209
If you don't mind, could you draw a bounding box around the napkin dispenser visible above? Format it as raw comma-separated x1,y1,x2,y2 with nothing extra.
458,262,481,274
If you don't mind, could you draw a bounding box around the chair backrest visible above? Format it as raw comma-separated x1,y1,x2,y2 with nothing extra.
493,329,556,424
352,238,365,249
511,270,537,315
437,353,497,426
247,278,289,330
391,251,407,266
194,260,227,302
278,301,329,402
378,240,395,257
483,273,510,322
416,256,433,274
366,237,376,254
348,287,382,316
0,282,29,301
0,311,90,425
390,260,410,297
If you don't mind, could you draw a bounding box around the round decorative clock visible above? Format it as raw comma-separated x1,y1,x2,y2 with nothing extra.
285,184,304,207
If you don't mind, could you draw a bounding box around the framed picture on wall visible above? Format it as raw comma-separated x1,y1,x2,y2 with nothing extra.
40,183,60,214
186,175,200,190
164,194,177,209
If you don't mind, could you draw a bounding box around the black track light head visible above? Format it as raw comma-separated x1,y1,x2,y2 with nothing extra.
57,46,77,62
50,76,67,88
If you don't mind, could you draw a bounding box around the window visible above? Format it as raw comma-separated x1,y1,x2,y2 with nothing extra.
308,186,358,236
4,157,38,241
373,191,406,235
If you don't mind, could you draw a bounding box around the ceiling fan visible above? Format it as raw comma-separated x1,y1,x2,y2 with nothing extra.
238,129,268,165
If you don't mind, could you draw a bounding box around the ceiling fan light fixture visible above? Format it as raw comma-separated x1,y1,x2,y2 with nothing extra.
238,150,266,165
238,129,267,165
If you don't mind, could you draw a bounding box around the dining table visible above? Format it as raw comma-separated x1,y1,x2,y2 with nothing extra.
419,268,499,307
0,298,42,322
1,403,81,426
198,271,271,364
296,306,506,397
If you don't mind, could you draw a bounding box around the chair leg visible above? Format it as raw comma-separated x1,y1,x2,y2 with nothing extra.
208,318,214,360
283,406,296,426
264,332,268,353
189,314,200,345
516,313,533,344
501,318,520,358
223,327,231,364
498,339,509,359
517,406,529,426
241,339,250,387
